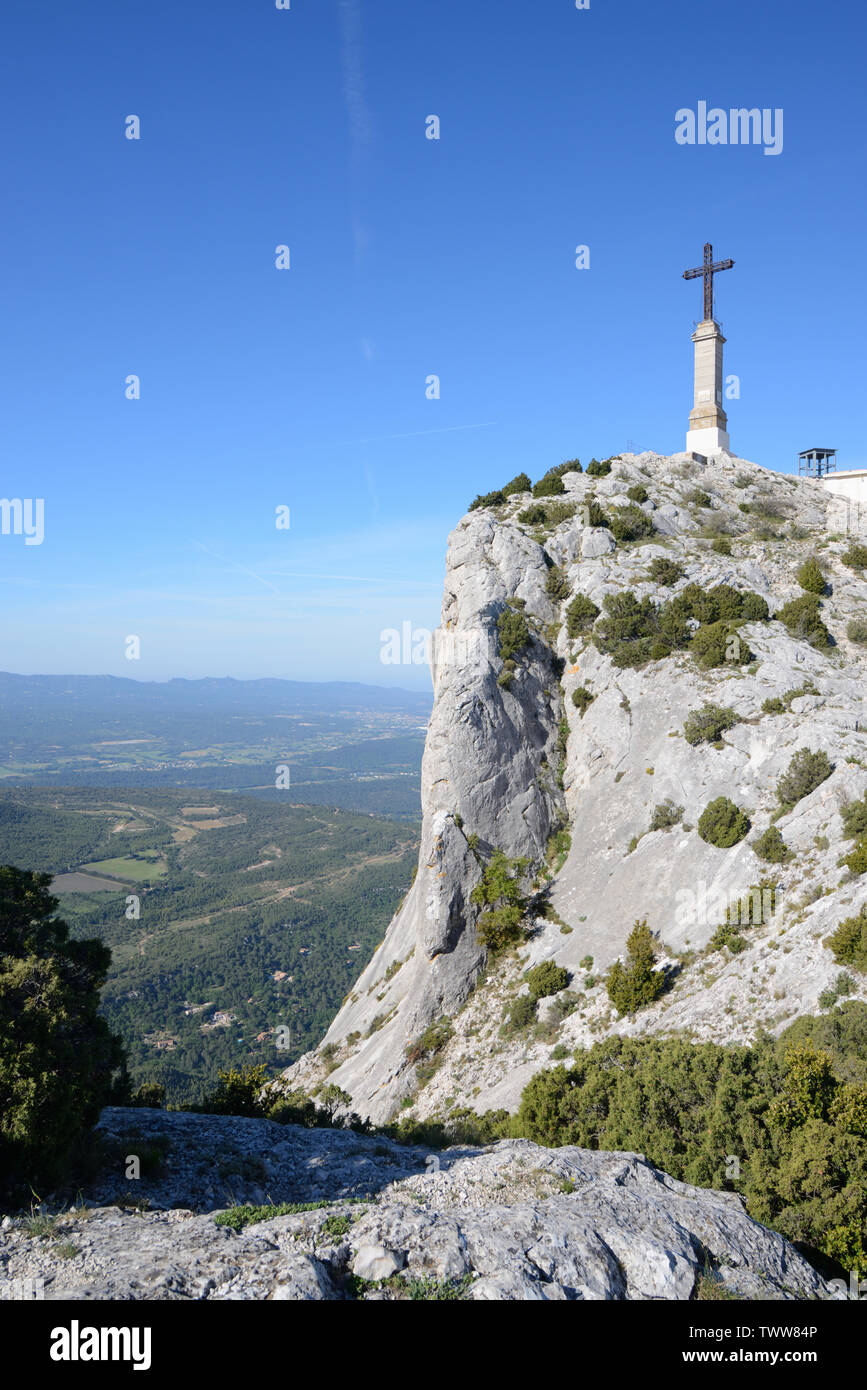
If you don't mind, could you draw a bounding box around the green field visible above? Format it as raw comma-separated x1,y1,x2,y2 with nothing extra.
80,856,167,882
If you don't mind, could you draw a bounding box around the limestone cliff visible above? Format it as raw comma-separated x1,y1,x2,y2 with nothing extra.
280,450,867,1123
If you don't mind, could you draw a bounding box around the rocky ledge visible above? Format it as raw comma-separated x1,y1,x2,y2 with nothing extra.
0,1108,839,1301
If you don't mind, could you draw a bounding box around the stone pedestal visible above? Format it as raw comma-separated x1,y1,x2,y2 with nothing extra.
686,319,729,456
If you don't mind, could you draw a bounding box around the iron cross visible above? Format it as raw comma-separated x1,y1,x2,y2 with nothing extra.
683,242,734,321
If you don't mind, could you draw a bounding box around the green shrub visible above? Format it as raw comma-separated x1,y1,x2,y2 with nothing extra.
129,1082,166,1109
683,703,739,746
649,799,684,832
752,825,792,863
711,538,732,556
497,660,516,690
762,697,785,714
608,503,654,543
844,838,867,876
592,591,672,668
605,919,666,1017
545,565,569,601
571,686,595,716
690,620,752,670
841,794,867,840
626,484,648,503
469,489,505,511
525,962,570,1000
796,556,828,594
516,503,547,526
648,557,685,586
565,592,600,638
406,1017,454,1064
709,923,749,954
776,593,831,648
776,749,834,807
203,1064,270,1117
586,458,611,477
847,618,867,645
697,797,750,848
0,867,127,1192
497,604,530,662
544,501,578,527
581,497,611,528
688,488,712,508
740,592,770,620
501,994,537,1036
826,908,867,973
533,475,566,498
842,543,867,570
471,849,530,953
502,472,532,497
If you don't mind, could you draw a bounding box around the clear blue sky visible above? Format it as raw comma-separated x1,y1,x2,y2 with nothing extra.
1,0,864,688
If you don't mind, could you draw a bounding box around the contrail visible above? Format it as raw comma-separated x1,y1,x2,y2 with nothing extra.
192,541,281,593
350,421,498,444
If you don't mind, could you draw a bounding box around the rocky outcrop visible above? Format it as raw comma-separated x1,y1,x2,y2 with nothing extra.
0,1108,839,1301
281,449,867,1122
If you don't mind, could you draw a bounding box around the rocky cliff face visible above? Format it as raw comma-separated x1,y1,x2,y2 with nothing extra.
281,450,867,1123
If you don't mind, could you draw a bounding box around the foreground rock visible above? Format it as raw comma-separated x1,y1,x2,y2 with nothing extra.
0,1110,838,1301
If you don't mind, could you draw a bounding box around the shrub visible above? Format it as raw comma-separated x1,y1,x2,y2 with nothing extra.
712,537,732,556
776,748,834,807
406,1017,454,1064
752,826,792,863
762,697,785,714
592,591,671,668
649,799,684,832
683,703,739,746
0,867,127,1192
502,472,532,497
565,592,600,638
841,794,867,839
826,908,867,973
469,489,505,511
559,458,582,475
571,686,595,716
608,503,654,543
605,919,666,1017
129,1082,166,1109
471,849,530,953
847,618,867,645
516,503,547,526
709,923,749,954
689,488,712,508
203,1064,270,1117
501,994,537,1036
796,556,828,594
533,475,566,498
582,497,611,528
545,565,569,602
525,962,570,1000
776,593,831,648
544,501,578,527
497,604,530,662
698,797,751,848
626,484,648,503
842,543,867,570
586,458,611,477
648,557,685,586
690,620,752,670
844,838,867,876
740,592,770,620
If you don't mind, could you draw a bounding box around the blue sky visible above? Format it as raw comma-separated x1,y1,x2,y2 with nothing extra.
1,0,864,688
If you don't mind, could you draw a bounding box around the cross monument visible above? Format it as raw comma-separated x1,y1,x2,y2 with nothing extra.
682,242,734,456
